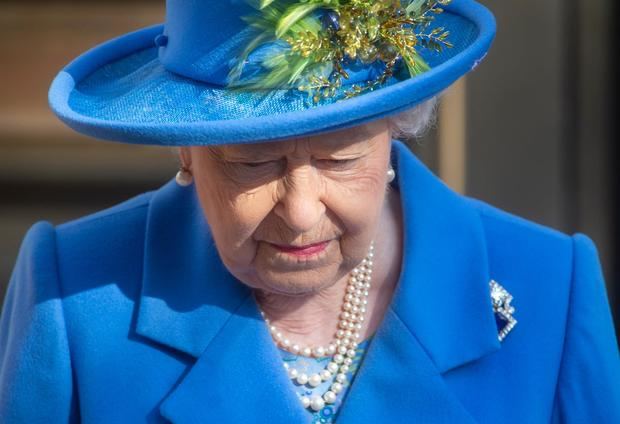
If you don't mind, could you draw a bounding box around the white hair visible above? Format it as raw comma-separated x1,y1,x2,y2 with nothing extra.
385,95,439,141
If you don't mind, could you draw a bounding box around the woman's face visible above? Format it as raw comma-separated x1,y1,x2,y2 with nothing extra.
181,119,393,296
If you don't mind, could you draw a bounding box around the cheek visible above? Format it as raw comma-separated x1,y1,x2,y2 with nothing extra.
323,164,388,258
327,155,387,216
194,172,278,269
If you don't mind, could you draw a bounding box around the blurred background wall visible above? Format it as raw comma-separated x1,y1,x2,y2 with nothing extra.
1,1,618,332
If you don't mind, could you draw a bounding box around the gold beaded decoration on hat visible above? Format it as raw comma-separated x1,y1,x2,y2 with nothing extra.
227,0,453,103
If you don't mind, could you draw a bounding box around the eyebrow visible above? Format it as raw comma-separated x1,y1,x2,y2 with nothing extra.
313,128,374,151
351,125,373,138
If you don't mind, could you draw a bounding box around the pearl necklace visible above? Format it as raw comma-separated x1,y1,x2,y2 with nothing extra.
258,242,374,412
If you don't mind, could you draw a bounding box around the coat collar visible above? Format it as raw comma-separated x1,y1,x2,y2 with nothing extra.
136,139,501,423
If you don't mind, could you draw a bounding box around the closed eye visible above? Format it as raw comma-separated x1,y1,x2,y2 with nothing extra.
321,158,354,164
316,158,357,167
240,160,279,168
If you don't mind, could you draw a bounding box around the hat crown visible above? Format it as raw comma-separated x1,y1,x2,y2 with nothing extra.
158,0,383,87
159,0,254,86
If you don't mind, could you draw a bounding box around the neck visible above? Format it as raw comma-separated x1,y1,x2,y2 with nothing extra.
254,188,403,348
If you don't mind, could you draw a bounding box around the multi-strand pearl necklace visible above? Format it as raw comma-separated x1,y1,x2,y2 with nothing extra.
258,242,374,412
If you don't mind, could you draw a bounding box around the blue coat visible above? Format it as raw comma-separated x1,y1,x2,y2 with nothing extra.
1,140,619,423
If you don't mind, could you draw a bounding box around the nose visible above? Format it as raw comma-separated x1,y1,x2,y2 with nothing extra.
274,164,325,234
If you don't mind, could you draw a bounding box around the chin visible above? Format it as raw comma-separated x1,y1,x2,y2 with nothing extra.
256,268,341,296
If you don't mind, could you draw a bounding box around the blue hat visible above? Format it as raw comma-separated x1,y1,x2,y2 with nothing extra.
48,0,495,146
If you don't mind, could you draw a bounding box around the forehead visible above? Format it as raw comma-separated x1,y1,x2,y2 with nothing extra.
219,120,387,158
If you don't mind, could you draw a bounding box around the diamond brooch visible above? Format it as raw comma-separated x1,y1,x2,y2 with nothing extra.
489,280,517,342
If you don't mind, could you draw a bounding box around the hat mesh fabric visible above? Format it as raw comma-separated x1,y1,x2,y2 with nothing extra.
68,12,477,124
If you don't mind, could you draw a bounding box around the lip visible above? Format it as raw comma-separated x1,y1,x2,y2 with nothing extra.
270,240,330,257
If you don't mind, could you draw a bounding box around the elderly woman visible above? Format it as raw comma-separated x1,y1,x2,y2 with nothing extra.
1,0,619,423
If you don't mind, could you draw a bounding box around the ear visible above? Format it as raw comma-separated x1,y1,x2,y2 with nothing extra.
178,147,192,169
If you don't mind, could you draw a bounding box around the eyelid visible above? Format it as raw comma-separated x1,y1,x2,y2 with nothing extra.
238,159,280,167
316,157,357,165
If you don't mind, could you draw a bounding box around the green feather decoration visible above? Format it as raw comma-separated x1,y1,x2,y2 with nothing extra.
276,3,322,38
227,0,453,102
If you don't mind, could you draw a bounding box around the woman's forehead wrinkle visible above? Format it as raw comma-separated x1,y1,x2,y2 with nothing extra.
310,127,374,153
218,125,377,160
220,142,286,160
289,137,313,158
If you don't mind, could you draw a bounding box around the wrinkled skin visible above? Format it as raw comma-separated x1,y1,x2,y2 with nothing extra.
179,118,402,345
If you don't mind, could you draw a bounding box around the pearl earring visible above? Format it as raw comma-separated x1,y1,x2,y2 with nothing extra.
386,168,396,183
175,166,193,187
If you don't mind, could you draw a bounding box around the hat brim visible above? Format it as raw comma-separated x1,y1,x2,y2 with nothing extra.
48,0,495,146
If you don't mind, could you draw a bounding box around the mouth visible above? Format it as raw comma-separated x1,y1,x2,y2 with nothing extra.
269,240,331,257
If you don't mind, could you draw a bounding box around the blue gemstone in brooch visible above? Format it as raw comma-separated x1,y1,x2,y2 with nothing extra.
489,280,517,342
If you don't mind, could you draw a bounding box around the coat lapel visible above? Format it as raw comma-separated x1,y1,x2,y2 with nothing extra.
136,176,251,358
336,140,501,423
136,176,309,423
135,140,502,423
158,292,309,423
